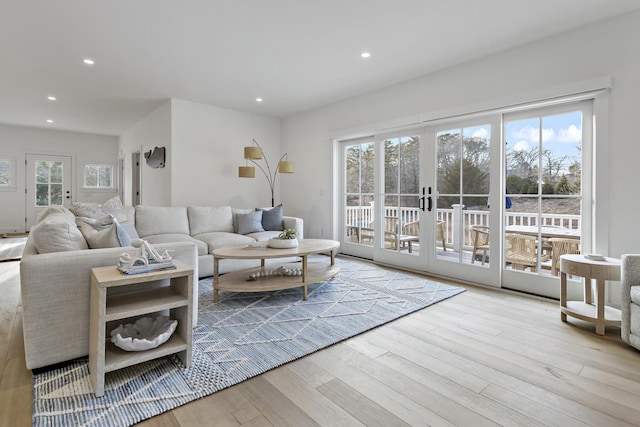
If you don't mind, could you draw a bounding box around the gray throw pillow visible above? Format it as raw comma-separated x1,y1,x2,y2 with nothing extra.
257,204,284,231
237,211,265,235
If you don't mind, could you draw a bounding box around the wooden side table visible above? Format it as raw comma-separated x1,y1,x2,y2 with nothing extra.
89,261,193,396
559,254,621,335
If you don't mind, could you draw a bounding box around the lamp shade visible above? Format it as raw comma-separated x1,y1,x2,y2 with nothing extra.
278,160,295,174
244,146,263,160
238,166,255,178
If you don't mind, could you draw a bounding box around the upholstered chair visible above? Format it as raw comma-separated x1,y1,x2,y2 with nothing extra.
621,254,640,350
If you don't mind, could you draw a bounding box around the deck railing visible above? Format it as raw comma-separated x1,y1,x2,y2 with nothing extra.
346,205,580,250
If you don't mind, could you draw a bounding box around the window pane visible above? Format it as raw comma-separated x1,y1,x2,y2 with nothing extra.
36,184,49,206
50,184,63,205
0,160,9,185
50,162,63,183
345,145,361,194
36,161,49,184
436,129,461,209
84,164,113,188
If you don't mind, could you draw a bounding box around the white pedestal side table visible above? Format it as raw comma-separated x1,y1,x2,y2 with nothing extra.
559,254,621,335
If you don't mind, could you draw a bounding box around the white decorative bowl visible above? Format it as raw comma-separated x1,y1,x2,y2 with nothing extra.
268,238,298,249
110,316,177,352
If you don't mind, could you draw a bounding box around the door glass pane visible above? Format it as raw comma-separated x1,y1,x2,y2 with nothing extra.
344,141,375,246
504,111,582,275
436,125,491,264
382,136,420,255
34,160,65,207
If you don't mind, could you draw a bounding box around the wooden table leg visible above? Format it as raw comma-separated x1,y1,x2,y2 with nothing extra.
584,276,593,305
302,255,308,300
596,278,605,335
560,271,567,322
213,257,219,303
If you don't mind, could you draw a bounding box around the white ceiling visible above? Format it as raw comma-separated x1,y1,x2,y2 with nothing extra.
2,0,640,136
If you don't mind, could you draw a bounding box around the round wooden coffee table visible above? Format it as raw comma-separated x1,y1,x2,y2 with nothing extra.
212,238,340,303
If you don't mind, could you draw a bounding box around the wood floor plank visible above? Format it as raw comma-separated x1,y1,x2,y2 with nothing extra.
284,356,335,389
309,346,455,427
237,376,319,427
264,365,365,426
385,320,640,426
326,342,502,427
317,378,412,427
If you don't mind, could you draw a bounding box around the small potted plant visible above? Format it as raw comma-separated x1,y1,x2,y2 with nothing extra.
268,228,298,248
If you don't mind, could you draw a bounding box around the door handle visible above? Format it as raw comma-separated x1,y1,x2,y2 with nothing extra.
427,196,432,212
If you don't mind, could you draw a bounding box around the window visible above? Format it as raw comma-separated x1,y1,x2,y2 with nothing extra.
84,164,113,188
0,159,10,186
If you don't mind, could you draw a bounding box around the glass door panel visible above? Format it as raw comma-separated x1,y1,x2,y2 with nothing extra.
435,125,491,264
381,136,421,256
342,140,375,258
503,103,589,298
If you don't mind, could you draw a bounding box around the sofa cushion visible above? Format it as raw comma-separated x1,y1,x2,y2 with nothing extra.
257,204,284,231
31,212,89,253
237,210,265,235
142,234,209,256
194,232,255,252
135,206,190,237
187,206,234,235
77,220,121,249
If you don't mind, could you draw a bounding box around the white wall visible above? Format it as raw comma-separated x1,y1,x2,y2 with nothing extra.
119,101,172,207
0,124,118,233
170,99,282,208
281,10,640,260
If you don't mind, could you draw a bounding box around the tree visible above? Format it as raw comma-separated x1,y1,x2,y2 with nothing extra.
440,158,488,208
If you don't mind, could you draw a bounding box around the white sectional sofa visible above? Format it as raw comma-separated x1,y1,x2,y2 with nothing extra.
20,203,303,369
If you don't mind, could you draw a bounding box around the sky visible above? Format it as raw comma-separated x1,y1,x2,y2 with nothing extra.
460,111,582,165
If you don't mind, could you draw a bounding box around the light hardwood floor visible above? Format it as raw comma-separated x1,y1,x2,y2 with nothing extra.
2,258,640,427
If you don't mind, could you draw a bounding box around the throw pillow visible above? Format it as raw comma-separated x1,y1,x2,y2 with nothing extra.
31,213,89,253
77,220,121,249
236,210,265,235
72,196,127,222
257,204,284,231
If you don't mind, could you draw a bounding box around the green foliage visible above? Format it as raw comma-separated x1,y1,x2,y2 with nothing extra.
278,229,297,239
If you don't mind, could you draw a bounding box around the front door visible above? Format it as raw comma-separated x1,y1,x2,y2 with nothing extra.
25,154,72,229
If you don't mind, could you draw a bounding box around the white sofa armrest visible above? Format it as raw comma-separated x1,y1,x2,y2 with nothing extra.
621,254,640,346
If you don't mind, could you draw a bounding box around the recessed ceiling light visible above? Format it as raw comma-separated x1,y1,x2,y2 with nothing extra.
361,52,371,58
83,58,95,65
47,96,57,101
256,98,263,102
46,119,54,123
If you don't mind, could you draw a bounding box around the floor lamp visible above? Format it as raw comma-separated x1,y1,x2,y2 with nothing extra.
238,139,294,207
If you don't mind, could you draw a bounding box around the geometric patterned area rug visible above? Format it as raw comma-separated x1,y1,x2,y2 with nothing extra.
32,257,465,427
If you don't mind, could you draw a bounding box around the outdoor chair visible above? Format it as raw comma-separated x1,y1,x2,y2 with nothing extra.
505,233,549,271
471,225,490,265
548,237,581,276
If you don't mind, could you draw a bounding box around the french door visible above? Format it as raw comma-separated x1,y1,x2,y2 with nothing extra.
25,154,72,229
339,99,593,298
425,117,500,287
341,129,431,271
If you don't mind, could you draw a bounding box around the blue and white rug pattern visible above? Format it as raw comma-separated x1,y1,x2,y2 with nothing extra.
32,258,465,426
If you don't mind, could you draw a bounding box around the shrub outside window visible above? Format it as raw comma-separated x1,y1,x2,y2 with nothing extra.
84,164,113,188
